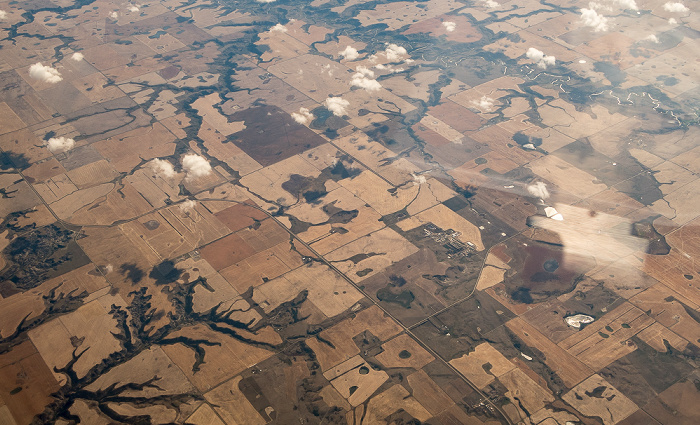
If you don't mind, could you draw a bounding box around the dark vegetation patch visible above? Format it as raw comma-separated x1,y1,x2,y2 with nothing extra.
631,215,671,255
0,224,90,295
228,105,326,167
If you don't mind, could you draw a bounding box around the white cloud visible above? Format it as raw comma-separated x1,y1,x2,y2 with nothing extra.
109,11,118,19
179,199,196,214
442,21,456,32
644,34,660,43
127,4,139,12
339,45,359,61
482,0,499,8
355,66,374,78
291,107,314,124
384,43,407,62
324,97,349,117
256,0,276,3
182,154,212,181
615,0,638,10
526,47,556,69
471,95,494,111
46,137,75,153
149,158,176,179
29,63,62,83
351,74,381,91
351,66,381,91
669,17,678,24
663,2,688,13
270,23,287,32
527,181,550,200
71,52,84,61
0,10,7,20
580,7,609,32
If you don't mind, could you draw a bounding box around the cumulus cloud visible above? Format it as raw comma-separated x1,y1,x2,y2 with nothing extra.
324,97,349,117
527,181,550,200
664,2,688,13
580,6,609,32
442,21,456,32
384,43,407,62
71,52,84,61
109,11,118,19
270,23,287,32
482,0,499,8
182,154,212,181
351,74,381,91
615,0,638,10
644,34,660,43
256,0,276,3
0,10,7,20
291,107,314,125
526,47,556,69
339,45,359,61
179,199,196,214
669,17,678,24
471,95,494,111
127,4,139,12
29,63,62,83
46,137,75,153
149,158,176,179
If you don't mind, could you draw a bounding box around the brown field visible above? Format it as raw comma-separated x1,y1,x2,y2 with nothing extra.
220,242,305,293
325,227,420,281
191,93,245,137
643,377,700,425
267,54,351,103
506,317,592,388
22,158,65,183
397,203,485,251
333,133,420,186
327,355,389,407
499,367,555,420
376,333,435,370
65,159,120,188
0,128,52,164
29,294,126,382
563,374,638,425
406,369,454,416
204,376,267,425
252,262,364,319
520,299,580,343
199,233,257,271
68,182,156,225
428,99,483,133
558,303,654,370
120,204,230,260
240,154,324,207
186,404,226,425
359,384,431,422
307,306,402,372
413,121,452,147
163,324,280,392
0,352,60,425
449,342,515,389
92,123,177,173
419,115,466,144
292,189,385,254
630,283,700,346
339,170,455,217
77,227,160,288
